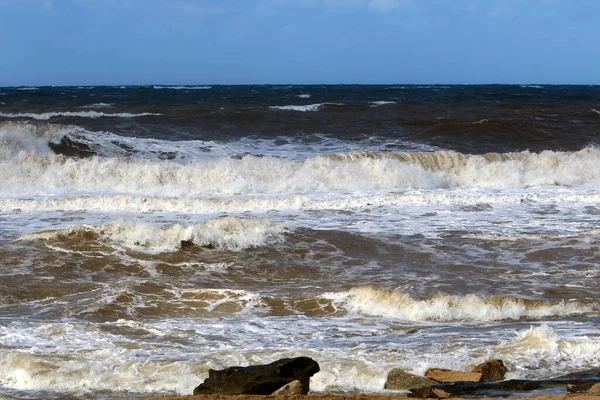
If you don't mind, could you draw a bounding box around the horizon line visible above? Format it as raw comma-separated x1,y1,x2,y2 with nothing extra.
2,83,600,88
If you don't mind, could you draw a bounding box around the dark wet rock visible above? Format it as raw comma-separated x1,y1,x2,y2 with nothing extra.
158,151,176,160
471,359,507,382
409,378,600,398
425,368,482,383
559,368,600,379
385,369,435,390
193,357,320,395
179,239,195,249
408,385,435,398
568,382,600,394
49,136,96,158
409,379,543,398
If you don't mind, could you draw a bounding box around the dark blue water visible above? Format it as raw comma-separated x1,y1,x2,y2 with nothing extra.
2,84,600,152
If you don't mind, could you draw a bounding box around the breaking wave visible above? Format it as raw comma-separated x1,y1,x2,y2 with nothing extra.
493,325,600,378
4,148,600,197
79,103,114,109
0,121,224,161
3,121,600,198
20,217,289,253
270,103,325,112
0,111,160,120
325,286,598,322
152,85,212,90
370,101,396,107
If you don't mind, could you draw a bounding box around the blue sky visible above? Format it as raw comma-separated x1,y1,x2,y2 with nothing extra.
1,0,599,85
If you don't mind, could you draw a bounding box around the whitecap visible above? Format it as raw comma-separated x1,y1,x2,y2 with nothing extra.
370,101,396,107
270,103,324,112
153,85,212,90
21,216,290,253
78,103,114,109
0,111,161,120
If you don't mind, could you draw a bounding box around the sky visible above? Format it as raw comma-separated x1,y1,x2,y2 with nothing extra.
0,0,599,85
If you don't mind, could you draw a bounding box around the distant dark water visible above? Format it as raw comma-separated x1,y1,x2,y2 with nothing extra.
2,84,600,153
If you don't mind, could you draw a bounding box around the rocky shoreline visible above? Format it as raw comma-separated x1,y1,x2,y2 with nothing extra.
142,394,600,400
144,357,600,400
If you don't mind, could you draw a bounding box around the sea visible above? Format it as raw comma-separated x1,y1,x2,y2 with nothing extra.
1,84,600,399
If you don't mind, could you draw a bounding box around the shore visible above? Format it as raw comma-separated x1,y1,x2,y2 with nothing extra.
142,394,600,400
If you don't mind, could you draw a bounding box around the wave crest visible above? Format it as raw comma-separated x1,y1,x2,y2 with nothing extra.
0,111,160,120
21,217,289,253
329,148,600,188
492,325,600,378
325,286,597,322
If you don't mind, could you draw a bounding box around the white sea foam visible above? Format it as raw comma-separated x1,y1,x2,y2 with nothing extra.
591,108,600,116
0,151,445,197
297,94,311,98
270,103,324,112
1,317,597,397
0,333,202,396
153,85,212,90
0,111,161,120
17,87,39,91
325,286,597,322
370,101,396,107
492,325,600,378
0,121,74,159
4,146,600,198
21,217,289,253
3,189,600,218
79,103,113,109
338,148,600,189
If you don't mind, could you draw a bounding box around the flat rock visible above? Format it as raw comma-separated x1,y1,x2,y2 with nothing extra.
272,380,307,395
431,388,452,398
385,369,435,390
471,359,507,382
425,369,482,383
193,357,320,395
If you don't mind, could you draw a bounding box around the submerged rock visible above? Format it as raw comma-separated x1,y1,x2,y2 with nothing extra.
193,357,320,395
385,369,435,390
568,382,600,395
471,359,507,382
48,136,96,158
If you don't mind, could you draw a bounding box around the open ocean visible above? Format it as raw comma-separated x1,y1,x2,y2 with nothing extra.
1,84,600,399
